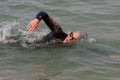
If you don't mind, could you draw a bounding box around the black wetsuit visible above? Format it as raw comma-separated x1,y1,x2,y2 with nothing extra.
36,11,68,43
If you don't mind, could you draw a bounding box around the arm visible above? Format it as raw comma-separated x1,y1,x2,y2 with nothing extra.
27,11,62,32
36,11,62,32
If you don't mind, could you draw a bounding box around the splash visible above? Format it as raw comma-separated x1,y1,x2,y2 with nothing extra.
88,38,96,43
0,21,19,43
0,21,48,48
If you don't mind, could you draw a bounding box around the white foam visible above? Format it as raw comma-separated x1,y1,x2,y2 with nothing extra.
88,38,96,43
0,21,51,48
0,21,19,43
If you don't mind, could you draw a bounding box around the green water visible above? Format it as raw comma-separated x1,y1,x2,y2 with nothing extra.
0,0,120,80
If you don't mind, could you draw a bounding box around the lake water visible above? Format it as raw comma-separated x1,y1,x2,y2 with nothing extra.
0,0,120,80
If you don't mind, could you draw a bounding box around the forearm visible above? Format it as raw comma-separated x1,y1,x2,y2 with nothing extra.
35,11,62,32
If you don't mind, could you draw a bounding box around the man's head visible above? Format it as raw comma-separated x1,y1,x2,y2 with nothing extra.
63,31,80,43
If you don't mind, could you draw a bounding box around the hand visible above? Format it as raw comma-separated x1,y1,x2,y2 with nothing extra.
27,18,40,32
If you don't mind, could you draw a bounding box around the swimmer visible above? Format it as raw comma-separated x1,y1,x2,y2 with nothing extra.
27,11,87,44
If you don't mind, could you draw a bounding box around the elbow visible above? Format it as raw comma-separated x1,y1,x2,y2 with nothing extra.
36,11,48,20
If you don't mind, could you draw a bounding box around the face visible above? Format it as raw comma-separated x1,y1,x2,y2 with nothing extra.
63,32,76,43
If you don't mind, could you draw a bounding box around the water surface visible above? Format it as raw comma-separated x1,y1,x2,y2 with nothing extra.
0,0,120,80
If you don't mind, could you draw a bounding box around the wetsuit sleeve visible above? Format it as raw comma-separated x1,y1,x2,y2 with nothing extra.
36,11,68,41
36,11,62,32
